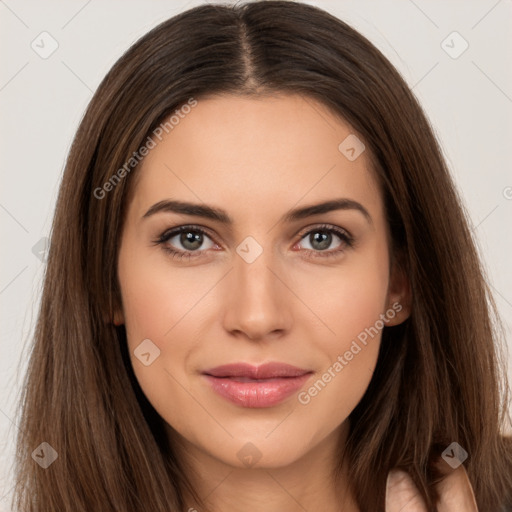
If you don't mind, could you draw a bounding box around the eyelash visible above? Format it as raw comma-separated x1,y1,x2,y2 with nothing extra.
153,224,355,262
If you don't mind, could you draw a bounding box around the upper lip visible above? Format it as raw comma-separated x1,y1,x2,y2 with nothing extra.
202,362,312,379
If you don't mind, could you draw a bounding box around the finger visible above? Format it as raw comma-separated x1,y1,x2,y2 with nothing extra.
385,469,428,512
437,464,478,512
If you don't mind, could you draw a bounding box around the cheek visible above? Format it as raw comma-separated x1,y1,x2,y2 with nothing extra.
117,236,220,375
300,239,390,357
121,273,181,344
118,242,200,348
293,241,390,425
117,250,201,433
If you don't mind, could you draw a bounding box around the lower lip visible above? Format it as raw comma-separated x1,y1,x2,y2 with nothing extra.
202,373,312,408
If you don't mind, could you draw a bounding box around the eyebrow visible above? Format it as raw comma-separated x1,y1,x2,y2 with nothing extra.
142,198,372,225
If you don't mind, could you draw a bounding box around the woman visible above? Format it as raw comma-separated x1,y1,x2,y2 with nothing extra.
12,1,512,511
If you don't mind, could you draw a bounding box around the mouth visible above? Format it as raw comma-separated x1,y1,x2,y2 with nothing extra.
201,362,313,408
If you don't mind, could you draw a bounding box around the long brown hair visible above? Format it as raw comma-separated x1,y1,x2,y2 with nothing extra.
12,1,512,510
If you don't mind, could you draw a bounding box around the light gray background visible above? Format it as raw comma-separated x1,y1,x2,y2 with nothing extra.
1,0,511,509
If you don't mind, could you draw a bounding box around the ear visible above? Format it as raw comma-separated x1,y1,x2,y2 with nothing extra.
385,256,412,326
112,308,125,326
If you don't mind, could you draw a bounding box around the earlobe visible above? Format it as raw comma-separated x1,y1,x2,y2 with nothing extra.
112,309,125,326
385,261,412,326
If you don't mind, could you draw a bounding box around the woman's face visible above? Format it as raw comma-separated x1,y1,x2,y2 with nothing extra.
116,93,409,469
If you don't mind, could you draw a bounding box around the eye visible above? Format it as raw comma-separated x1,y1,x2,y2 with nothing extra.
154,225,218,261
153,223,354,262
294,224,354,259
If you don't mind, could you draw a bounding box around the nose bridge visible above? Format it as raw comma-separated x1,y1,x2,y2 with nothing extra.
236,239,276,294
222,235,290,339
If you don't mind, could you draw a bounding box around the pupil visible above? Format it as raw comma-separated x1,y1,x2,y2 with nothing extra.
182,231,202,250
312,231,331,250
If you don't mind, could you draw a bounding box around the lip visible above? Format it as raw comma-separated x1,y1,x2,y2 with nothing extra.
201,362,313,408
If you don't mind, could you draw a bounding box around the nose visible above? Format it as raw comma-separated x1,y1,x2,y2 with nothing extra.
222,244,292,342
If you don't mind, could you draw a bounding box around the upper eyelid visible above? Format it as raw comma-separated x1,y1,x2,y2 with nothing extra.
159,224,217,242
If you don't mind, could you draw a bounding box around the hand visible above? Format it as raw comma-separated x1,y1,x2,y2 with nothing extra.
385,463,478,511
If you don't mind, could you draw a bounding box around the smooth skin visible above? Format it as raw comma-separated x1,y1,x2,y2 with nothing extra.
115,94,477,511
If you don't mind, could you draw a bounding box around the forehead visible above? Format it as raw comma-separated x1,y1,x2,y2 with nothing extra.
129,93,383,225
